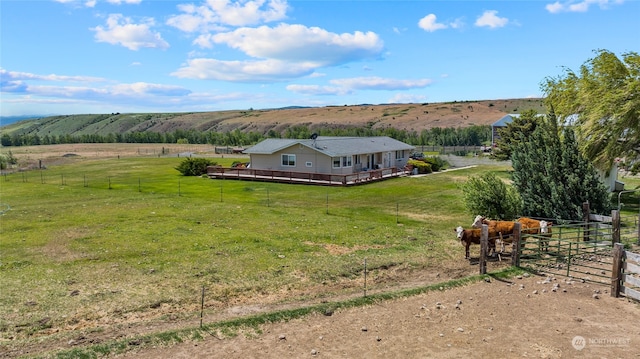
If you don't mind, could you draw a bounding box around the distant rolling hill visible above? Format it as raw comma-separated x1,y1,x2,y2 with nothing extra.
0,115,53,127
0,98,545,138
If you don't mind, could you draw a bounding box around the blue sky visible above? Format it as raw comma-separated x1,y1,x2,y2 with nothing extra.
1,0,638,117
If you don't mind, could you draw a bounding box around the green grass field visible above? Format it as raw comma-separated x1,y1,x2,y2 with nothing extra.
1,152,637,356
0,156,508,344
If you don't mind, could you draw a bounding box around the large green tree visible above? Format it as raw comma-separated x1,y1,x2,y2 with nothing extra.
511,113,610,220
491,109,543,161
542,49,640,173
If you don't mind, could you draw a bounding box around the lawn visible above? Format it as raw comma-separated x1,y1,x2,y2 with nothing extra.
2,149,637,356
0,154,511,347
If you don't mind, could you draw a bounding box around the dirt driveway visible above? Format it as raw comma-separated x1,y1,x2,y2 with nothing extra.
120,273,639,359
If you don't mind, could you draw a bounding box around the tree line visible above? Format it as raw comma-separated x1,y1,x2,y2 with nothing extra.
460,49,639,221
0,124,491,148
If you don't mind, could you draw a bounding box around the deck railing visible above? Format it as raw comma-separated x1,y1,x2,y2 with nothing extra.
206,166,406,186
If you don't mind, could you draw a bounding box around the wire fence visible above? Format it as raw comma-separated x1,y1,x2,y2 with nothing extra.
1,169,432,228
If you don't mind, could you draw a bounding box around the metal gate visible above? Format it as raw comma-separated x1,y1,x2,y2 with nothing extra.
617,188,640,246
620,213,640,245
518,223,614,286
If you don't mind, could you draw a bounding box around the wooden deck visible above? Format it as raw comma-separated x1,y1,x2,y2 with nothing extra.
206,166,408,186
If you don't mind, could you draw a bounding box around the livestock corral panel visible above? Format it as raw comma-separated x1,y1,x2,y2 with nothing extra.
612,245,640,301
519,223,614,286
620,213,640,245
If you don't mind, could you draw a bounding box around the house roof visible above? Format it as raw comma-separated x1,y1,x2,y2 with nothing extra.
493,113,548,127
244,136,414,157
492,114,516,127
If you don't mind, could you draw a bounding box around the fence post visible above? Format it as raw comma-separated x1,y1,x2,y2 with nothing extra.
583,201,591,242
611,243,625,298
363,258,368,297
200,285,205,328
480,224,488,275
512,222,522,267
612,210,620,244
566,242,572,277
637,213,640,246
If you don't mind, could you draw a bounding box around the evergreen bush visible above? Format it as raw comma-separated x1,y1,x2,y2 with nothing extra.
175,158,216,176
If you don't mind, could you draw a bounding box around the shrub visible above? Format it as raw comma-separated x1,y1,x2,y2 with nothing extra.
0,151,17,170
175,158,216,176
461,172,521,220
423,156,447,172
407,159,432,174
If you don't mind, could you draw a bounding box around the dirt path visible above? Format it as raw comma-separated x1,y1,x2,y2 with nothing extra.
119,273,639,359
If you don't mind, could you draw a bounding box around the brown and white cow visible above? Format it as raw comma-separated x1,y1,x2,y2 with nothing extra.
518,218,552,251
471,215,517,253
472,215,552,252
455,226,497,259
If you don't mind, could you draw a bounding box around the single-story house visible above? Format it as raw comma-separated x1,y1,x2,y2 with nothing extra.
243,136,415,175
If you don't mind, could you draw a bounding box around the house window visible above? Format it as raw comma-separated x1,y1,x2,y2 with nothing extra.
332,157,341,168
342,156,352,167
396,150,404,160
281,154,296,167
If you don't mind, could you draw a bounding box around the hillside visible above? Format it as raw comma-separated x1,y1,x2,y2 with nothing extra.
0,98,545,138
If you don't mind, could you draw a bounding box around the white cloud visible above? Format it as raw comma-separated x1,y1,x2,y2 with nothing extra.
449,18,465,29
418,14,465,32
18,85,109,99
418,14,448,32
193,34,216,49
475,10,509,28
175,24,384,82
0,69,264,114
55,0,141,7
387,93,428,104
167,0,288,33
211,0,288,26
107,0,142,4
0,69,190,99
91,14,169,50
286,76,432,97
330,77,432,91
110,83,191,97
171,58,317,82
545,0,624,13
211,24,383,66
286,84,349,96
0,68,105,83
0,80,28,93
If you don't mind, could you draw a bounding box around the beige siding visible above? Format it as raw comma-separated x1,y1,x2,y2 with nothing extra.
249,146,410,174
250,146,333,173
